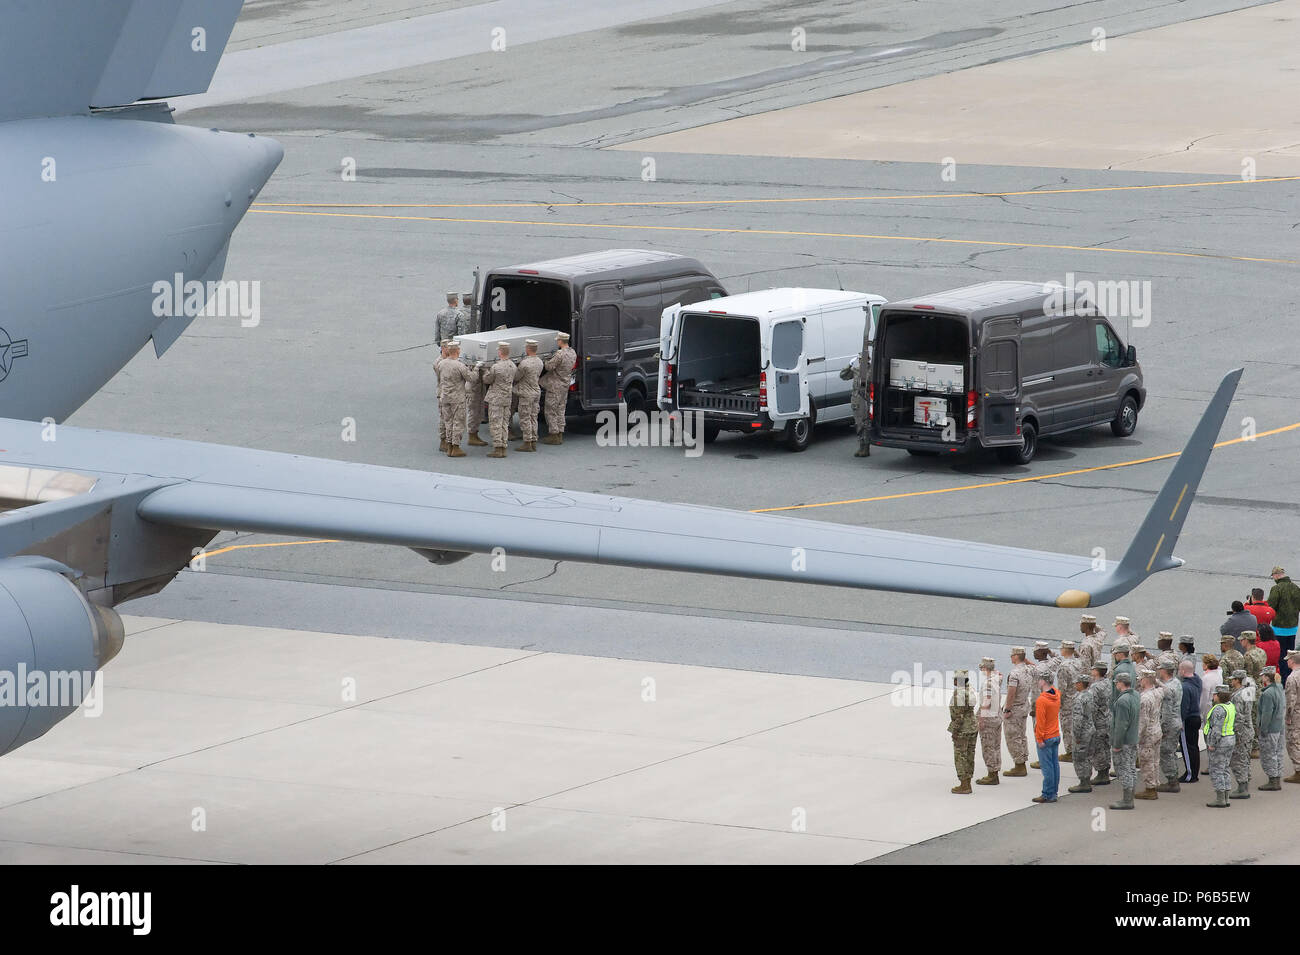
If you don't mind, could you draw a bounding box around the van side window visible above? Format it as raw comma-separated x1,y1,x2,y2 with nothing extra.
709,289,726,299
1095,323,1123,368
587,304,620,357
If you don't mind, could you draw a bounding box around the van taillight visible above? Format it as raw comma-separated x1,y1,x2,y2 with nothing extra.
569,352,579,392
664,363,675,401
759,371,768,411
966,389,977,428
868,382,874,421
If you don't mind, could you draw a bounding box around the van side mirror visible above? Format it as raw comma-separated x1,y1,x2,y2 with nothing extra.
1126,344,1137,366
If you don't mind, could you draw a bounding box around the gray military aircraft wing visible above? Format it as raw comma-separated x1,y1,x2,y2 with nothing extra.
1,368,1240,613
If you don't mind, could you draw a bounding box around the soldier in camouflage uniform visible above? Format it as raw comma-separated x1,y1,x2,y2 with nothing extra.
1113,615,1133,641
539,331,576,445
1066,673,1095,792
1218,635,1245,685
435,292,461,345
1130,643,1153,674
1027,641,1056,768
1203,685,1237,808
1242,631,1266,753
1156,661,1183,793
1089,661,1112,785
433,340,451,451
1110,642,1137,712
1110,672,1140,809
513,340,544,452
1136,669,1163,799
435,342,476,457
481,342,517,458
1228,669,1255,799
1078,614,1105,670
976,656,1002,784
1154,632,1179,672
1285,649,1300,783
1256,666,1285,790
456,291,475,336
1057,641,1082,762
1177,636,1196,668
1002,646,1031,776
838,331,871,457
949,670,979,794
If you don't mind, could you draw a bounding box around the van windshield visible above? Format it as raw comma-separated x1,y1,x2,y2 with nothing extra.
482,276,572,335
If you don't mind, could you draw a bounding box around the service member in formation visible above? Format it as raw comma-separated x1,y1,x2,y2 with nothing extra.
1027,641,1056,767
481,342,518,458
435,292,461,344
1218,634,1245,684
1109,672,1140,809
433,340,451,452
1136,669,1163,800
1110,641,1137,709
1078,614,1105,670
1155,661,1183,793
1154,632,1179,671
436,341,475,457
1089,661,1112,785
1242,631,1267,750
1066,673,1095,793
513,340,544,452
1114,615,1134,641
976,656,1002,785
1002,646,1032,777
456,290,475,335
1228,669,1255,799
1257,666,1285,791
539,331,576,445
1284,649,1300,783
1203,685,1237,808
1057,641,1082,762
949,671,979,794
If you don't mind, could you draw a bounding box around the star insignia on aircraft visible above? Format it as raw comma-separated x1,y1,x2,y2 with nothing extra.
0,327,29,383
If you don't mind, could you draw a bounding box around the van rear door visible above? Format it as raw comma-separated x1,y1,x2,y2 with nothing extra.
766,318,809,421
580,282,622,409
979,317,1020,442
657,303,682,410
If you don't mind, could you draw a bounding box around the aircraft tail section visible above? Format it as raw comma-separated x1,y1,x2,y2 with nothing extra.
0,0,243,123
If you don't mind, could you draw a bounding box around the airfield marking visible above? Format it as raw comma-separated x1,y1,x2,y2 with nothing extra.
751,422,1300,513
251,208,1299,265
253,175,1300,210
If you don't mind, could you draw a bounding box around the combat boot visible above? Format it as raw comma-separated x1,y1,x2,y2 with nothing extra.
1109,788,1135,810
951,778,972,795
447,446,466,458
1284,773,1300,784
467,433,488,447
1229,781,1251,799
1091,771,1111,786
542,434,562,445
975,773,999,785
1252,747,1260,759
517,441,536,452
1002,763,1027,777
1067,780,1092,794
853,449,870,458
1258,777,1282,791
1030,761,1040,769
1060,751,1072,763
439,440,448,453
1206,790,1230,808
1134,787,1158,800
1156,779,1180,793
488,446,506,458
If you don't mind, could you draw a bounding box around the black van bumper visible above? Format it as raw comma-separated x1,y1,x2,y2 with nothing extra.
871,431,978,454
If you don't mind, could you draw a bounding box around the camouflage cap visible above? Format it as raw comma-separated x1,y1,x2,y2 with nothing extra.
446,340,461,351
1230,669,1248,681
979,657,996,669
1010,646,1026,655
1157,632,1173,645
556,331,571,341
1075,673,1093,686
1262,666,1277,676
462,291,475,302
1220,633,1236,644
1288,650,1300,662
1034,640,1049,649
1178,635,1195,648
1114,616,1130,625
524,339,539,346
445,291,458,301
1112,641,1130,653
953,669,970,683
1271,566,1286,576
497,341,511,349
1115,673,1133,686
1060,640,1076,649
1081,614,1096,623
1130,644,1147,654
1241,630,1258,643
1092,660,1109,674
1157,660,1176,672
1215,684,1231,695
440,339,453,347
1138,667,1157,679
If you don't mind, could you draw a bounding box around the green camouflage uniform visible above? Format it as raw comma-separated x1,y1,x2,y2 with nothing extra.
948,684,978,781
1229,685,1254,785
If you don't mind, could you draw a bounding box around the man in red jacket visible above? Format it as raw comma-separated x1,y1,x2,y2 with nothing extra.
1032,675,1062,804
1247,588,1277,629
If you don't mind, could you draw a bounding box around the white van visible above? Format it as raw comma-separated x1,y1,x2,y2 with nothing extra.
657,288,885,451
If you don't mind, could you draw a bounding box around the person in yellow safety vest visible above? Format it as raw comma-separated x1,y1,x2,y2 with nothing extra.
1203,685,1237,808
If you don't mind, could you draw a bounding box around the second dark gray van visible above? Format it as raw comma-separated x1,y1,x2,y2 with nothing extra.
869,281,1145,464
478,249,726,415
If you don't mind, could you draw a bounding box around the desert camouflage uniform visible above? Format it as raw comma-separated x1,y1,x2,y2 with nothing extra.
1090,677,1112,777
539,346,576,435
1071,688,1094,782
1287,674,1300,772
482,356,517,449
1058,656,1082,753
1258,680,1284,779
1229,684,1255,785
513,354,544,443
1004,660,1032,765
977,668,1003,774
948,684,978,781
466,369,486,439
435,357,475,448
1204,701,1236,792
1138,686,1163,791
1079,628,1106,670
1159,676,1183,783
1154,649,1180,672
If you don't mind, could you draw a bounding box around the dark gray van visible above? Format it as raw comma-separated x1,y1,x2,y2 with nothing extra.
477,249,726,415
868,281,1145,464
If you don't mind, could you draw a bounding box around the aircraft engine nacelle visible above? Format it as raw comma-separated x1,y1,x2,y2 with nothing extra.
0,567,124,757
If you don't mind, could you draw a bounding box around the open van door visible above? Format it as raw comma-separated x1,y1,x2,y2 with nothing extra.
657,302,682,410
766,318,809,421
580,282,623,409
979,317,1020,444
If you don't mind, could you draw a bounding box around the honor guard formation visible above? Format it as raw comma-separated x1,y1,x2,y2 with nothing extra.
950,566,1300,808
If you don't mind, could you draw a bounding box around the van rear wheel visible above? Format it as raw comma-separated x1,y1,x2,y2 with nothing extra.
1111,394,1139,437
785,415,813,452
997,421,1037,465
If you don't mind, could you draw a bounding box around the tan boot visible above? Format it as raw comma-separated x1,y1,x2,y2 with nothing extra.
1030,761,1040,769
1060,751,1072,763
517,440,536,452
951,778,972,795
1003,763,1027,777
488,446,506,458
439,440,448,453
1284,773,1300,784
542,434,562,446
467,433,487,447
975,773,999,786
446,446,466,458
1134,787,1158,800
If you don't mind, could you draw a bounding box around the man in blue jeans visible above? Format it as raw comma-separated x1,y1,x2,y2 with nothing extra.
1032,674,1062,803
